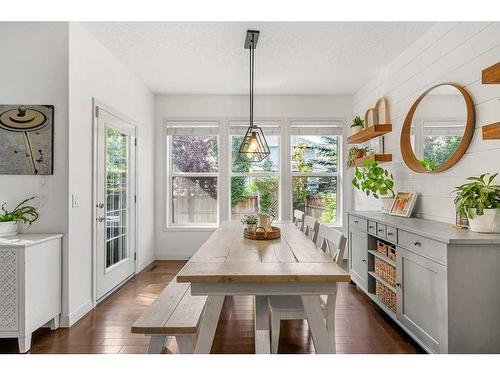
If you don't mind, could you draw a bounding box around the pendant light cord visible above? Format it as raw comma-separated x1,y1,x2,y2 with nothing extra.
249,36,254,128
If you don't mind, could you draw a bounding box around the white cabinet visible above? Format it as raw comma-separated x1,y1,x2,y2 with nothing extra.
396,247,447,353
0,234,62,353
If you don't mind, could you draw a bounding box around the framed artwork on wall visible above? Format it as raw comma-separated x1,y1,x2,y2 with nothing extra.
389,191,418,217
0,104,54,175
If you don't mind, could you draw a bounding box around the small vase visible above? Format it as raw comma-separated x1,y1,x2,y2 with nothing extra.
380,197,394,214
0,221,18,236
354,149,365,159
468,208,497,233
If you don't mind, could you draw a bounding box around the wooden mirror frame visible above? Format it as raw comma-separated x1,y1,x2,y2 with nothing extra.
400,83,475,173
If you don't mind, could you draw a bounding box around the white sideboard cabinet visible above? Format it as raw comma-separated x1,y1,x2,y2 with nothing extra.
348,211,500,354
0,234,62,353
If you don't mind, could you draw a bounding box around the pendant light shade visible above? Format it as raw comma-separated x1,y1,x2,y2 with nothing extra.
238,30,270,162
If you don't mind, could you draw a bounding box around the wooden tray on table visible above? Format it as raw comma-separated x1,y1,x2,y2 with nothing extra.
244,226,281,240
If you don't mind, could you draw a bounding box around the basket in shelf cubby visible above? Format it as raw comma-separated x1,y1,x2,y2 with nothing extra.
387,244,396,260
375,258,396,286
377,240,388,256
376,280,396,312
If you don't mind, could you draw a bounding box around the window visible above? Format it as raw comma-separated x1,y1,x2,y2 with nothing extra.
290,122,342,224
166,122,219,226
229,122,280,220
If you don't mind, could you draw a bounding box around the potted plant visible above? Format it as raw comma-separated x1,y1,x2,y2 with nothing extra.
0,196,39,236
452,173,500,233
347,146,370,168
352,160,395,213
240,214,258,233
350,116,365,135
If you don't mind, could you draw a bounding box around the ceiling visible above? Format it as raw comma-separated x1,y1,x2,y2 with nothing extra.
83,22,434,95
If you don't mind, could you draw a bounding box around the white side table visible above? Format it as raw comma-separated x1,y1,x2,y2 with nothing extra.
0,234,62,353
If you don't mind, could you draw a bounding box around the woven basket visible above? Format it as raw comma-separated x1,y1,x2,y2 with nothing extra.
375,258,396,286
387,244,396,260
376,281,396,312
377,241,388,256
244,226,281,240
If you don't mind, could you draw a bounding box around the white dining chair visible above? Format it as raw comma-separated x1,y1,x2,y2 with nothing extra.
303,215,319,243
293,209,305,231
268,224,347,354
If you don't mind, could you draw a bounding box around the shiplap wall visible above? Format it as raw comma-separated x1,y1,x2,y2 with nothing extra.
351,22,500,224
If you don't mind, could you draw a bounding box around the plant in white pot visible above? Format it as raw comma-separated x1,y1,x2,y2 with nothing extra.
240,214,258,233
350,116,365,135
0,196,39,236
352,160,395,213
452,173,500,233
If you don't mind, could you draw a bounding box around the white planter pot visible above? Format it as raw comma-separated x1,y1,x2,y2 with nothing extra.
245,223,256,233
380,197,394,214
351,126,364,135
0,221,18,236
468,208,498,233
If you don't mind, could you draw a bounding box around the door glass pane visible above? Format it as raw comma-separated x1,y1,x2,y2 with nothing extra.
292,176,337,224
172,177,218,225
106,127,129,269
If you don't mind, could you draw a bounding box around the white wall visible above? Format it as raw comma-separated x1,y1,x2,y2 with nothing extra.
65,23,155,325
350,22,500,223
154,94,352,259
0,22,70,312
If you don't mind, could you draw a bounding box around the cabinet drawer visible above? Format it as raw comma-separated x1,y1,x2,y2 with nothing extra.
397,229,446,264
376,223,386,239
386,226,397,243
368,221,377,235
349,215,367,232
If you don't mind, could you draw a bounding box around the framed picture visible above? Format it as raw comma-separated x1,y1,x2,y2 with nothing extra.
389,191,418,217
0,104,54,175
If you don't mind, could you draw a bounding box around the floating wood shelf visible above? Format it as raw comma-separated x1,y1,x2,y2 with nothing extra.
482,62,500,84
347,124,392,144
482,123,500,140
353,153,392,167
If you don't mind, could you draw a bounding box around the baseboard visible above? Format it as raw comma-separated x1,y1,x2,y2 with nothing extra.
138,256,155,273
154,253,191,261
60,299,93,327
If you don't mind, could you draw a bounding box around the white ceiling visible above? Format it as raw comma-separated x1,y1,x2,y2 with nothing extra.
83,22,434,95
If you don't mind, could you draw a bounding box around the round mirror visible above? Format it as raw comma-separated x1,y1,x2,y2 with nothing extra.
400,83,475,173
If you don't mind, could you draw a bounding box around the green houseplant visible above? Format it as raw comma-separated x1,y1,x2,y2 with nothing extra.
350,116,365,135
240,214,258,233
452,173,500,233
347,146,370,168
352,160,395,213
0,196,39,236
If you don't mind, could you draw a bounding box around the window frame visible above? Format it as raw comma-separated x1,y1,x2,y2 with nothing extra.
164,120,221,229
289,120,344,227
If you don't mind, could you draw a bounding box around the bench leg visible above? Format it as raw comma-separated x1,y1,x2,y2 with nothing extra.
301,296,334,354
176,336,194,354
194,295,225,354
147,335,167,354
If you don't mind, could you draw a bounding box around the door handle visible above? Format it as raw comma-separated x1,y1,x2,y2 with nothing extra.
395,283,402,287
97,216,105,222
97,202,104,209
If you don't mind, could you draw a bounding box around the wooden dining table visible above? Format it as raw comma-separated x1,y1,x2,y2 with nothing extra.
176,221,350,354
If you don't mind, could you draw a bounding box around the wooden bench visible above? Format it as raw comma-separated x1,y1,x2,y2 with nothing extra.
131,279,207,354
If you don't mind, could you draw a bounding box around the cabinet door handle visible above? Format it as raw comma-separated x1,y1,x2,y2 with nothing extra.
395,283,401,287
387,232,393,236
413,241,422,247
362,259,367,263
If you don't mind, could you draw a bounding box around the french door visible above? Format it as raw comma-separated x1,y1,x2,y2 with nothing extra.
95,106,136,301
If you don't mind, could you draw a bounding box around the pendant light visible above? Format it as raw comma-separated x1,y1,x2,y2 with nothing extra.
238,30,270,162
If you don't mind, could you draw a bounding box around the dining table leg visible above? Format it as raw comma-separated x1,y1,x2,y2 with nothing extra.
301,295,335,354
254,295,271,354
194,295,225,354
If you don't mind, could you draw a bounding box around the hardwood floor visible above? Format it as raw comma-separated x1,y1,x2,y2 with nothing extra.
0,261,422,354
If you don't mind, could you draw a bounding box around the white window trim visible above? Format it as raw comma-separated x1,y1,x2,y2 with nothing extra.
162,117,346,231
163,118,222,231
